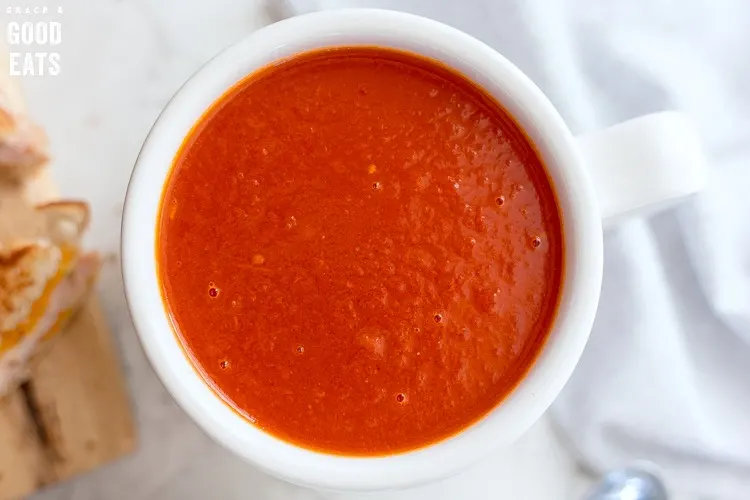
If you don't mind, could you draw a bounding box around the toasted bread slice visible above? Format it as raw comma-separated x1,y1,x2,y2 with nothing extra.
0,243,62,333
0,251,100,394
35,201,90,245
0,114,49,182
0,51,49,183
0,44,95,394
0,191,89,247
0,200,92,351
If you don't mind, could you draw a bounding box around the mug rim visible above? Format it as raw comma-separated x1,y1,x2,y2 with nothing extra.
122,8,603,491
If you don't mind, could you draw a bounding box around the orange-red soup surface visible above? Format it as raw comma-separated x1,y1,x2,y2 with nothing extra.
158,47,563,455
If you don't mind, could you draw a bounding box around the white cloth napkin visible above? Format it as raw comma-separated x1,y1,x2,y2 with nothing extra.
286,1,750,497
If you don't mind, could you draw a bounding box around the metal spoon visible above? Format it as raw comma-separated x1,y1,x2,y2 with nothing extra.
583,464,669,500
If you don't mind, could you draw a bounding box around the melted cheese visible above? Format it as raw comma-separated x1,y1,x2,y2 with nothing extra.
0,244,78,353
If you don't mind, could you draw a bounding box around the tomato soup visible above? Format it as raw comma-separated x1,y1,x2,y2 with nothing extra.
158,47,564,455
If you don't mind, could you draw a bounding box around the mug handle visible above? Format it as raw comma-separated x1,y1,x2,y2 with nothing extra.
575,111,708,226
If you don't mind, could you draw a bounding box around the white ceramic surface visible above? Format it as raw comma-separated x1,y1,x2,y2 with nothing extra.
121,9,704,492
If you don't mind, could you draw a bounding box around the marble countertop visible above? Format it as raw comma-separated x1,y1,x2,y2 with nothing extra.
4,1,590,498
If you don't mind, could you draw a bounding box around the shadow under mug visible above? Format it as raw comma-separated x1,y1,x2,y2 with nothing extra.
122,9,707,492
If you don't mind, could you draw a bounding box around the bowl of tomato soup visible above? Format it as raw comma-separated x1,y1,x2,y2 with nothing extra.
122,9,705,491
161,45,565,455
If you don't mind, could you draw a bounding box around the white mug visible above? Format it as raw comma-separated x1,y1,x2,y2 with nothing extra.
122,9,707,492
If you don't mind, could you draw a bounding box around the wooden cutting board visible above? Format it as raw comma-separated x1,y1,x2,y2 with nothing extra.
0,175,136,500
